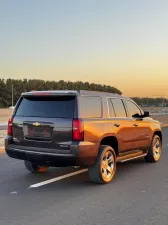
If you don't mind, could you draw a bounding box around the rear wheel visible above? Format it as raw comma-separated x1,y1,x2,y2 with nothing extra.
145,135,162,163
24,161,49,173
88,145,116,184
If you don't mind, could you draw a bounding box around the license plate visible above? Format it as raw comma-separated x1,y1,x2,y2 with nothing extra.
24,125,52,139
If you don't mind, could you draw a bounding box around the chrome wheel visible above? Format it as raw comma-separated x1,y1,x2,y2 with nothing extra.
101,150,115,182
153,138,161,161
88,145,116,184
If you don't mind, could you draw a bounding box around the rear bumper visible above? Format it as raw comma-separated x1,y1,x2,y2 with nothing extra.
5,136,98,166
6,148,76,166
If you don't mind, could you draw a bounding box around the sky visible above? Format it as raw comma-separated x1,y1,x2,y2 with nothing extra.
0,0,168,97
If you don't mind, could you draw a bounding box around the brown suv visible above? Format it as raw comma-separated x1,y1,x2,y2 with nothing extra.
5,90,162,184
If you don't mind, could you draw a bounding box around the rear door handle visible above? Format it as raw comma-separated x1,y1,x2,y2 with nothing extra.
114,124,120,127
133,123,138,127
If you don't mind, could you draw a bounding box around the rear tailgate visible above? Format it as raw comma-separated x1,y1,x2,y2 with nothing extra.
11,95,77,150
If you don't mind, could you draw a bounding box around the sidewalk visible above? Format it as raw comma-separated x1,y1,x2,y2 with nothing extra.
0,123,7,131
0,130,6,147
0,122,7,125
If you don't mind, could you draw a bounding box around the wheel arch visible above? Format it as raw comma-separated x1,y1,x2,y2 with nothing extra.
153,130,162,144
100,135,119,156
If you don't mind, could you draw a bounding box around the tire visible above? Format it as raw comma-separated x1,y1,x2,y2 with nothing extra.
24,161,49,173
88,145,116,184
145,135,162,163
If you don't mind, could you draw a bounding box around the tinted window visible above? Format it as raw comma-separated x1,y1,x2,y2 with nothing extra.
111,98,126,117
16,96,75,118
107,99,115,117
79,96,102,118
126,100,142,117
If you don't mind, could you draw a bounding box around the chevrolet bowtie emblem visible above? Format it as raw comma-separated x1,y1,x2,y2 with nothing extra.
33,122,41,127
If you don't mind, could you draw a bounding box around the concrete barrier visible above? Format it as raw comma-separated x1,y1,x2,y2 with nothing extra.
0,123,7,126
0,123,7,130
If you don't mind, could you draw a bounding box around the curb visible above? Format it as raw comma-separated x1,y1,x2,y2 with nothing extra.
0,124,7,130
0,147,5,154
161,124,168,128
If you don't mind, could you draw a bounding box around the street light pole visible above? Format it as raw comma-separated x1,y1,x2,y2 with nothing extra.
12,85,14,107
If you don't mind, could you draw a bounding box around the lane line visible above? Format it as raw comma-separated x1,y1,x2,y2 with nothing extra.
29,168,88,188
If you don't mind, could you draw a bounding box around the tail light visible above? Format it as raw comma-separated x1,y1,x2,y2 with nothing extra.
73,119,84,141
7,117,13,136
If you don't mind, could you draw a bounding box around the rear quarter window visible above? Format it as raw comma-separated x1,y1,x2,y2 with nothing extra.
15,96,75,118
111,98,127,117
78,96,102,118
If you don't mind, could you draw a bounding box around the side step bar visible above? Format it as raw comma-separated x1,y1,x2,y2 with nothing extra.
116,152,147,163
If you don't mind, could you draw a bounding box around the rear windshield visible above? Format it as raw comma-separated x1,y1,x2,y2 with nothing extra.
15,96,75,118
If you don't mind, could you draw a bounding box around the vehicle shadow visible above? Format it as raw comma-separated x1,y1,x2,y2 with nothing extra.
22,157,163,211
29,157,151,191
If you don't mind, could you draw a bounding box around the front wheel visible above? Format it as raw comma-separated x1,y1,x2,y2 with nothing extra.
88,145,116,184
145,135,162,163
24,161,49,173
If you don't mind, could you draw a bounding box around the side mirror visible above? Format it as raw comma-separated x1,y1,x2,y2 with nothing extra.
132,113,141,118
143,111,150,117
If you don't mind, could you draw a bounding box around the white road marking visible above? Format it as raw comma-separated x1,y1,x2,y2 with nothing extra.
163,144,168,147
10,191,18,195
29,168,88,188
72,166,80,169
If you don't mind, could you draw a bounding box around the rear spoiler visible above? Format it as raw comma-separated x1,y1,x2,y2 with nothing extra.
22,91,78,97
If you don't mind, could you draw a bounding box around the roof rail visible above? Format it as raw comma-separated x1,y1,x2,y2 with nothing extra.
79,90,121,96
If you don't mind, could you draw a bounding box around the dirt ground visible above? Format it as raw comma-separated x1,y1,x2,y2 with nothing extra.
0,108,13,122
152,115,168,126
142,107,168,114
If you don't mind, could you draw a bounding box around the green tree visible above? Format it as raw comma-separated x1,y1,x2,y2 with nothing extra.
0,78,122,107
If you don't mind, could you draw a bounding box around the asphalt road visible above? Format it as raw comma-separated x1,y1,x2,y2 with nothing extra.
0,128,168,225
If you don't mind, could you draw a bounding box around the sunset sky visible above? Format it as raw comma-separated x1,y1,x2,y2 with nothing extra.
0,0,168,97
